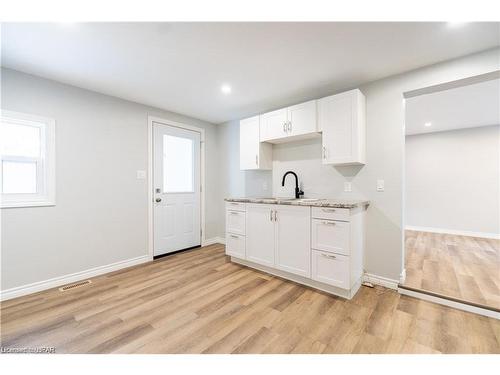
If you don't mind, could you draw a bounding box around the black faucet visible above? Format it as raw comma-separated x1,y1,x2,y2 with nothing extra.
282,171,304,199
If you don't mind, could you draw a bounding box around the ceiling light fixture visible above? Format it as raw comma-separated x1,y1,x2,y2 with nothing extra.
424,122,432,127
221,84,232,95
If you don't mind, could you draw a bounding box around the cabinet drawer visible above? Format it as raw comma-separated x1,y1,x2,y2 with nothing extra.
311,219,350,256
311,250,350,289
312,207,350,221
225,201,246,212
225,233,246,258
226,210,246,235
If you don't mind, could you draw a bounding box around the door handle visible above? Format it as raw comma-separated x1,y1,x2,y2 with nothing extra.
155,198,162,203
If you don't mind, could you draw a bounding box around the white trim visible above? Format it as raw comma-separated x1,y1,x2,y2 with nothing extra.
398,287,500,320
399,268,407,284
405,225,500,240
232,257,362,300
147,115,206,261
363,272,399,290
202,236,226,246
0,255,150,301
1,110,56,208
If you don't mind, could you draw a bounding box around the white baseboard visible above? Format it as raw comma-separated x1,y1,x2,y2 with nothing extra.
398,287,500,320
399,268,407,284
0,255,150,301
405,225,500,239
202,236,226,246
363,273,399,290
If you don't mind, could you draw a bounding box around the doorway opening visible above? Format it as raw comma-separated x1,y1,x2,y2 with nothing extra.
401,72,500,312
148,116,206,259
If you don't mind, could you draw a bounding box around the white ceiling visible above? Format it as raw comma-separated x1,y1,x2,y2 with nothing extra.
2,22,500,124
405,78,500,136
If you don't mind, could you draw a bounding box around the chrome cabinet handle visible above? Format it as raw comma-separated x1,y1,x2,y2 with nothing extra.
270,210,273,221
255,154,258,165
283,122,287,132
287,121,292,132
322,146,326,159
322,221,336,225
274,210,278,221
230,234,239,239
229,211,239,215
230,202,239,205
321,253,337,259
322,208,336,212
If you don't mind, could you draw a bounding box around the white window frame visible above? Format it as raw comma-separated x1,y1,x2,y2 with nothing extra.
1,110,56,208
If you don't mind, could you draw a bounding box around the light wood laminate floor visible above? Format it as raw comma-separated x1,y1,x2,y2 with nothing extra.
404,231,500,310
1,244,499,354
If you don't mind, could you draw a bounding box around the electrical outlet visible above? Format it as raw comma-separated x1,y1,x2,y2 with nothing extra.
376,179,385,192
344,182,352,192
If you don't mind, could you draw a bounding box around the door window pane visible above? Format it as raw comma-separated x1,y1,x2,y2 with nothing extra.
0,122,41,157
2,160,38,194
163,135,193,193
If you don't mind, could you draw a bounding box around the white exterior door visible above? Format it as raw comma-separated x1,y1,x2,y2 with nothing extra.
246,204,275,267
275,205,311,277
153,123,201,256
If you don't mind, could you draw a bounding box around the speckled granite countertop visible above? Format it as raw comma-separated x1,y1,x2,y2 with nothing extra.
225,197,369,209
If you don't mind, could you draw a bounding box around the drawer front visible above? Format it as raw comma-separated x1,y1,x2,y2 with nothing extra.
311,219,350,256
226,210,246,235
225,201,246,212
225,233,246,258
311,250,350,289
312,207,349,222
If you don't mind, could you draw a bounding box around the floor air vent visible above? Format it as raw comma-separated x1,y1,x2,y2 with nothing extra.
59,280,92,291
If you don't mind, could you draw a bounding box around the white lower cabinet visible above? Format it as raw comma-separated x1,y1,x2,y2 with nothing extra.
225,233,246,258
245,204,275,267
311,218,350,256
225,201,365,299
311,250,350,289
275,205,311,277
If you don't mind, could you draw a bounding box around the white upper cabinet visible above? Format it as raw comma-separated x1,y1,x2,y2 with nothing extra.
260,100,317,143
286,100,317,137
240,116,272,170
259,108,288,141
318,89,366,166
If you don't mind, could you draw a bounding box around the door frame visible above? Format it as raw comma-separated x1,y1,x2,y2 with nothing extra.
147,115,206,261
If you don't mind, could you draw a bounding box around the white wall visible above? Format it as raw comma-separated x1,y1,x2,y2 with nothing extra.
405,125,500,237
0,68,219,291
218,47,500,282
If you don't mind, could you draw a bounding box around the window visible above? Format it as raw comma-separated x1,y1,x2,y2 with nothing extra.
163,134,194,193
1,110,56,208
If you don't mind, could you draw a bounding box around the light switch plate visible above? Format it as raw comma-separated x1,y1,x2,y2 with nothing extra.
376,179,385,192
344,182,352,192
136,170,147,180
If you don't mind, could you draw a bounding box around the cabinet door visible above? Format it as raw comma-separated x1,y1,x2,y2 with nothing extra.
240,116,260,170
246,204,275,267
318,89,365,166
312,250,350,289
311,219,350,256
287,100,317,137
275,205,311,277
225,233,246,258
260,108,287,141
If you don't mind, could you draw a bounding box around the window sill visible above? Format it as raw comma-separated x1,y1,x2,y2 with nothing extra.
1,200,56,209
